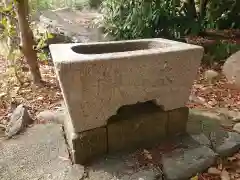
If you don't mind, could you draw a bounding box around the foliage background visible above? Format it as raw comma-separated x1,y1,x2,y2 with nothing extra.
100,0,240,40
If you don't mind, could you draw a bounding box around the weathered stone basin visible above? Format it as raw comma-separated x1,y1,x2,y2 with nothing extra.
50,38,203,133
50,38,203,164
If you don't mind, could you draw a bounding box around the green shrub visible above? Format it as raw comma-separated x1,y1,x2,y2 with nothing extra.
203,41,240,66
206,0,240,29
29,0,56,12
29,0,101,12
62,0,102,10
88,0,102,9
100,0,239,40
100,0,200,40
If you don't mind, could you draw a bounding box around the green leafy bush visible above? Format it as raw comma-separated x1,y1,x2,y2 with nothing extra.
100,0,239,40
100,0,200,40
203,41,240,66
206,0,240,29
29,0,54,12
29,0,102,11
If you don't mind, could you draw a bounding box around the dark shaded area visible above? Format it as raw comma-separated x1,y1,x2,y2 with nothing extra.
71,41,166,54
107,101,164,124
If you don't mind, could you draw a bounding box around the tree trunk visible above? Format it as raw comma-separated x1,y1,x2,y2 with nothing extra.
228,0,240,18
183,0,197,19
180,0,197,19
15,0,42,84
199,0,209,20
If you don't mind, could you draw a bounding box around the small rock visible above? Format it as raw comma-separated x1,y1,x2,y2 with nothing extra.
5,104,32,138
218,108,240,122
36,110,65,124
208,167,221,175
229,111,240,122
204,70,219,83
232,116,240,123
233,123,240,133
211,130,240,157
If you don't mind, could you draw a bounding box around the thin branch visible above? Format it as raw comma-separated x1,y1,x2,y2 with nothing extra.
0,11,18,21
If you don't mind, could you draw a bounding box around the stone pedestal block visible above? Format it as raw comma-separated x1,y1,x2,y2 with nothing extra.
167,107,189,136
107,102,168,153
64,114,107,164
63,105,190,164
71,128,107,164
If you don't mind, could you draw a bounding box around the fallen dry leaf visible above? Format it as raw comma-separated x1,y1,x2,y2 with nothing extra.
234,153,240,160
0,92,6,98
143,149,152,160
190,175,199,180
221,170,230,180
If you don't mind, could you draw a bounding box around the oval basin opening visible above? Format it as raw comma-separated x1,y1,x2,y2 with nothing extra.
71,41,168,55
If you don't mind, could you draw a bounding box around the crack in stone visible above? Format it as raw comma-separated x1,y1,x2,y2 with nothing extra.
61,125,74,165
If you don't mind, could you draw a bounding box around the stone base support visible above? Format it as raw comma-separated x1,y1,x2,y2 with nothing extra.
64,105,189,165
167,107,189,136
107,102,168,153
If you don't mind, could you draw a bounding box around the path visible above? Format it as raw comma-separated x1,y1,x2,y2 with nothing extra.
38,8,107,43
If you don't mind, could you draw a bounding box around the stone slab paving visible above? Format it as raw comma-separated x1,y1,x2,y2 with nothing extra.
162,146,216,180
0,124,84,180
87,154,163,180
161,133,216,180
0,123,162,180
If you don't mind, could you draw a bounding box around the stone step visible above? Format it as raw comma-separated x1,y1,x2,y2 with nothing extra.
161,129,240,180
161,134,216,180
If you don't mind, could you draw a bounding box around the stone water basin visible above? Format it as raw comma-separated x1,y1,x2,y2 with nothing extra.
49,38,204,133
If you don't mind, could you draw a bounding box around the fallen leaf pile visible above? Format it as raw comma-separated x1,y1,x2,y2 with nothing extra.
199,154,240,180
187,67,240,111
0,60,63,125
